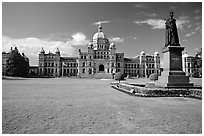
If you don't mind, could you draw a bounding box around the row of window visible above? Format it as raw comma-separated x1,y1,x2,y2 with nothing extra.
63,69,77,74
146,64,155,68
81,68,115,74
125,64,140,68
93,55,114,59
40,68,78,74
80,55,115,60
81,62,115,67
63,63,78,67
44,62,56,67
125,70,140,74
94,51,109,55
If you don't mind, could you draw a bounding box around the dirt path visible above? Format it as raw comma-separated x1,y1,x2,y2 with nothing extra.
2,78,202,134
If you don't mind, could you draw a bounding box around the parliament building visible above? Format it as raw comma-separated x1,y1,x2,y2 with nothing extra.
38,24,161,78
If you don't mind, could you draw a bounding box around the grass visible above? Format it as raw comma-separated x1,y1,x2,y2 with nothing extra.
2,78,202,134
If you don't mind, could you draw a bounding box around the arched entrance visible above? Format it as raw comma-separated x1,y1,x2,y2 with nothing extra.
99,64,104,72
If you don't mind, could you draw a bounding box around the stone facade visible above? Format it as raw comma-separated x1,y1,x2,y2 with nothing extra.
182,51,202,77
38,24,160,78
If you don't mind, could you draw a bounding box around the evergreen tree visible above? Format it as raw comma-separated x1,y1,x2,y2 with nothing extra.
5,47,29,77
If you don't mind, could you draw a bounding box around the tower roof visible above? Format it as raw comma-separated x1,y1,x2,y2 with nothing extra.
140,50,145,55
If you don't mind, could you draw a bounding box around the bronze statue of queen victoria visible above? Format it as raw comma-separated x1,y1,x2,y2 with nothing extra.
165,10,180,47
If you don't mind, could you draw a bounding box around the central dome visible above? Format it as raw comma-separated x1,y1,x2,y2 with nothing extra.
93,31,106,39
93,23,106,40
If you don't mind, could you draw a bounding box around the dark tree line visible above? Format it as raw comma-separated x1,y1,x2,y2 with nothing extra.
5,47,29,77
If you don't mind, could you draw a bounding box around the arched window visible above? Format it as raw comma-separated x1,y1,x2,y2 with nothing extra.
82,62,85,67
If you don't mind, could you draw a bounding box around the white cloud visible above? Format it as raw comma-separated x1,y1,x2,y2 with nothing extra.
134,19,165,29
194,22,202,32
109,37,124,43
2,36,76,65
176,16,190,30
134,3,147,8
194,9,200,13
194,16,201,20
135,12,157,17
68,32,89,46
134,16,190,30
185,31,196,37
93,20,110,25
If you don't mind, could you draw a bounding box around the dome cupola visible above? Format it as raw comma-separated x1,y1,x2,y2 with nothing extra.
93,23,106,40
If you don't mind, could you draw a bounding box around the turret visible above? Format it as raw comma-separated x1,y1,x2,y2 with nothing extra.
139,50,146,64
40,47,45,54
55,47,60,55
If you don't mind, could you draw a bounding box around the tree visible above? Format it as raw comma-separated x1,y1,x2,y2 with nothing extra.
192,48,202,78
149,73,159,82
114,72,124,84
6,47,29,77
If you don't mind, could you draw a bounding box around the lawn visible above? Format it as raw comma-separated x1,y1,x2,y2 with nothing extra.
2,78,202,134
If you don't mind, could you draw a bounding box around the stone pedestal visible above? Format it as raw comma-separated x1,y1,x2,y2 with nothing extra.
156,46,193,88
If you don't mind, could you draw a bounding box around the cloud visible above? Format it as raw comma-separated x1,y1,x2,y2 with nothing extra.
134,19,165,29
135,12,157,17
2,36,76,65
134,3,147,8
68,32,89,46
43,33,71,42
93,20,110,25
176,16,190,30
185,31,196,37
194,9,200,13
134,16,190,30
194,16,201,20
109,37,124,43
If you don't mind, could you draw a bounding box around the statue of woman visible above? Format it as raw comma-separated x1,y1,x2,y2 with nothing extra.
165,10,179,46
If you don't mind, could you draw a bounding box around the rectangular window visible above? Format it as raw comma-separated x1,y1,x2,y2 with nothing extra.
117,63,120,68
112,62,114,67
82,69,85,73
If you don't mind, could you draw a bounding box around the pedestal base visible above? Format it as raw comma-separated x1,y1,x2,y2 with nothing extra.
156,73,194,88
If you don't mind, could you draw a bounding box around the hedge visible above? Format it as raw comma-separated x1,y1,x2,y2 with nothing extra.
111,83,202,99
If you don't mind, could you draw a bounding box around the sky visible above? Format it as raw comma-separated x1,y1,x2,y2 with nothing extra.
2,2,202,65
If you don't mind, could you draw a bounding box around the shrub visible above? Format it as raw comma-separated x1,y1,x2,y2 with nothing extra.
114,72,125,83
149,73,159,81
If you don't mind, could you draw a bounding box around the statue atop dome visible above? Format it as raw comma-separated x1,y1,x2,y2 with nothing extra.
165,10,180,47
98,22,102,32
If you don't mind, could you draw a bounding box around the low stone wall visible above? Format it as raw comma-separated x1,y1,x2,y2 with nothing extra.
111,82,202,99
